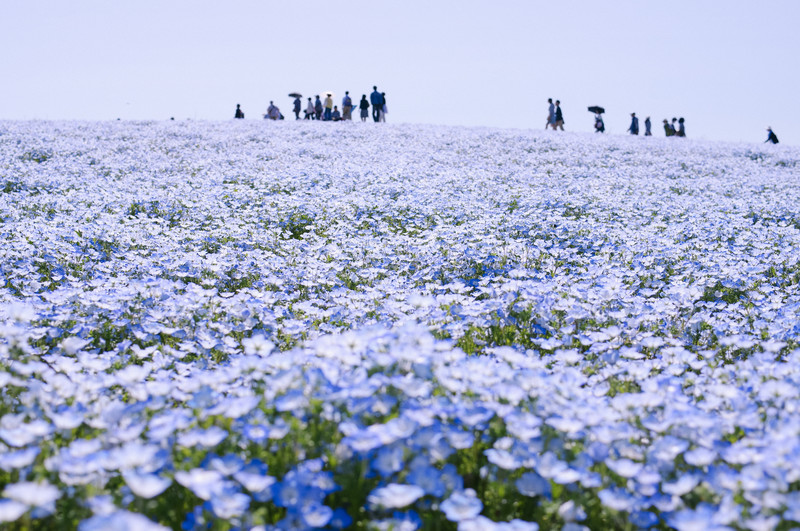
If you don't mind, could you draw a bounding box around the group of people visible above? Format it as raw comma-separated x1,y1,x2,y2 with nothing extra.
545,99,565,130
234,86,388,123
621,113,686,137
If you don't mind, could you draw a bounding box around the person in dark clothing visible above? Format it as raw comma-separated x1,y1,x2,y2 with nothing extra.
234,104,244,119
314,96,323,121
554,100,564,130
765,127,779,144
663,119,675,137
594,113,604,133
293,97,301,120
644,117,652,136
359,95,370,122
627,113,639,135
677,118,686,137
370,86,382,122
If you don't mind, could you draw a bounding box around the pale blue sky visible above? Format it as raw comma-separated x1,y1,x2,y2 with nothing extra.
1,1,797,144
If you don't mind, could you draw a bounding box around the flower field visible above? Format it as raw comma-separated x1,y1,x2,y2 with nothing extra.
1,120,800,530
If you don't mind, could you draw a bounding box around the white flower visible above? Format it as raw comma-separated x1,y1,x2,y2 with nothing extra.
367,484,425,509
122,471,171,499
3,481,60,506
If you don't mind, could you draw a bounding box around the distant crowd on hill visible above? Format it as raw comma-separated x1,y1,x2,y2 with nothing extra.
234,86,388,123
547,99,781,144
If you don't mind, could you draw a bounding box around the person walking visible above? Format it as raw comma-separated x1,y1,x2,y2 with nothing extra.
359,95,369,122
305,97,315,119
234,104,244,119
323,93,333,121
627,113,639,135
314,96,323,120
342,91,353,120
644,117,652,136
554,100,564,131
765,127,780,144
370,86,382,122
380,92,387,122
546,98,556,130
293,97,302,120
677,118,686,137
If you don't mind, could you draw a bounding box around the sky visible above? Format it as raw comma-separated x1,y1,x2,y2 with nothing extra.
1,0,798,145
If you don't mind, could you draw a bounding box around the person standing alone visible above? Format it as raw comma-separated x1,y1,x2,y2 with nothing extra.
234,104,244,119
370,86,382,122
644,116,652,136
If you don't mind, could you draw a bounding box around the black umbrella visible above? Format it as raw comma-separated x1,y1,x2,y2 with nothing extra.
587,106,605,114
288,92,302,99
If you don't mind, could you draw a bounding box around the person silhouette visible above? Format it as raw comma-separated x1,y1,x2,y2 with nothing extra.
765,127,779,144
627,113,639,135
305,97,314,120
234,104,244,119
554,100,564,131
676,117,686,137
644,117,652,136
359,95,369,122
293,97,301,120
370,86,382,122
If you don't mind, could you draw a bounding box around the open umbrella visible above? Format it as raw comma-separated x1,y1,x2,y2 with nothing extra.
588,106,605,114
288,92,302,99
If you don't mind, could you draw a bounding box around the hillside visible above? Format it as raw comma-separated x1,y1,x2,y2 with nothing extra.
1,120,800,529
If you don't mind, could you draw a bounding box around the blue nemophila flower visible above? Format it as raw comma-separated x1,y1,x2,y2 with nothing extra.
374,444,405,476
121,471,171,499
367,484,425,509
0,500,28,523
440,489,483,522
300,501,334,528
232,459,274,493
174,469,225,500
209,489,250,519
407,458,446,497
515,472,550,498
79,510,169,531
3,481,60,507
0,446,39,471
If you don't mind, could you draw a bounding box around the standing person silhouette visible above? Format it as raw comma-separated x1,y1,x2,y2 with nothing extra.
314,96,323,120
380,92,387,122
359,95,369,122
627,113,639,135
323,93,334,121
234,104,244,119
370,86,382,122
342,91,353,120
644,117,652,136
293,97,301,120
305,97,315,119
554,100,564,131
546,98,556,130
677,118,686,137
